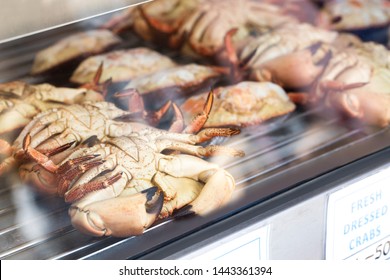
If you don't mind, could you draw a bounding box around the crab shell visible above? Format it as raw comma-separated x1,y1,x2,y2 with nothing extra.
319,65,390,128
317,0,390,31
20,126,243,237
122,63,223,109
180,81,296,128
168,0,297,59
70,47,177,85
239,23,338,67
325,77,390,127
0,81,103,137
31,30,122,75
237,23,337,89
132,0,203,43
312,42,390,127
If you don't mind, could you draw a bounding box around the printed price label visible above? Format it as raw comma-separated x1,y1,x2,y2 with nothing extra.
326,165,390,260
187,224,270,260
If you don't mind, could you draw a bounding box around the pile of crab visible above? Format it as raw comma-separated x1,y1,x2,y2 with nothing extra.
1,0,390,238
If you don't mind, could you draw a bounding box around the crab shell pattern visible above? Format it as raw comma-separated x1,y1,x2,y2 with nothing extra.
180,81,296,127
20,123,244,237
70,47,178,84
122,63,223,107
312,41,390,127
31,29,122,75
0,81,103,137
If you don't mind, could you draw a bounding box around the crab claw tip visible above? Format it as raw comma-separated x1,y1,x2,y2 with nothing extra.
172,204,195,219
142,186,164,215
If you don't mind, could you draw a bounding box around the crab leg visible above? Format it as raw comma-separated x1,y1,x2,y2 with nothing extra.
169,91,215,134
79,62,112,97
61,152,125,200
57,157,104,197
23,133,58,173
65,171,122,203
148,127,240,147
13,109,67,150
139,5,178,34
156,139,244,158
114,88,172,126
0,104,37,135
183,91,214,134
168,103,185,133
240,35,281,68
0,156,16,176
188,11,224,56
157,154,236,217
0,139,12,156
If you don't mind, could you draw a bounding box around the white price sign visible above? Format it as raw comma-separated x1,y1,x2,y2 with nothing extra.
326,165,390,260
182,224,270,260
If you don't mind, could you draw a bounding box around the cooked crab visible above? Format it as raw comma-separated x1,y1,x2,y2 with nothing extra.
168,0,297,59
0,102,137,176
230,23,337,89
0,63,110,143
0,81,103,137
317,0,390,31
70,47,177,85
309,41,390,127
31,29,122,75
21,122,243,237
102,0,202,36
132,0,203,43
122,63,224,109
180,81,296,128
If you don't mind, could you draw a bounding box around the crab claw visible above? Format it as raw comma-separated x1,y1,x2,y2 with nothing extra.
69,186,164,237
80,62,112,97
249,42,332,89
23,133,59,173
183,91,214,134
114,88,173,127
158,154,236,218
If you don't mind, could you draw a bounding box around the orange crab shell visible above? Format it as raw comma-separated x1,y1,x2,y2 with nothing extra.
180,81,296,128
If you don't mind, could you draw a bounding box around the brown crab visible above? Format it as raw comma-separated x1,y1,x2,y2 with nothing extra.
168,0,297,60
121,63,224,109
0,82,103,137
227,23,337,89
0,63,110,159
105,0,298,62
132,0,203,43
180,81,296,128
102,0,202,37
0,102,139,176
31,29,122,75
21,122,243,237
307,41,390,127
70,47,177,85
0,80,217,175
